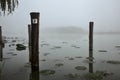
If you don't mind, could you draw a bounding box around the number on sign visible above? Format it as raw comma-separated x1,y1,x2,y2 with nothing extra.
32,19,38,24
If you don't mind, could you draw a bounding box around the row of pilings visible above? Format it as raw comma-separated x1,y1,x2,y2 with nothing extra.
0,12,94,80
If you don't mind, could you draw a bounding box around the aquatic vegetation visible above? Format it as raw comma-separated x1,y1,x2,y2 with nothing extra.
51,46,62,50
53,59,63,62
53,46,62,48
62,41,68,44
86,57,94,60
41,59,46,61
43,53,50,56
12,40,17,42
98,50,107,52
64,73,81,79
7,52,17,56
115,46,120,48
65,57,74,60
106,60,120,64
7,52,14,54
85,71,113,80
3,39,8,43
68,57,74,60
16,44,26,51
40,70,56,76
75,56,82,58
55,63,64,67
71,45,80,48
11,54,17,56
75,66,87,70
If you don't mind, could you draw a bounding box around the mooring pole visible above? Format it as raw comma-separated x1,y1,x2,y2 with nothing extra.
0,26,3,61
30,12,40,71
28,24,32,63
30,70,39,80
89,22,94,73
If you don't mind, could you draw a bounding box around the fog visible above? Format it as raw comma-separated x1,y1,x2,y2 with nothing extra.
0,0,120,36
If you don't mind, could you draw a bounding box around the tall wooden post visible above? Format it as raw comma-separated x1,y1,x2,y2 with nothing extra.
0,26,3,61
30,70,39,80
30,12,40,71
89,22,94,73
28,24,32,62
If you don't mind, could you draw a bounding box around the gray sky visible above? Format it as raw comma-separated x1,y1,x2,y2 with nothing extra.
0,0,120,35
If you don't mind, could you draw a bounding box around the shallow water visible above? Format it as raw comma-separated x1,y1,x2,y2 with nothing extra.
1,34,120,80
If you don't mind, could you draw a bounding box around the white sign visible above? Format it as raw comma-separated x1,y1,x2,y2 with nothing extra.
32,19,38,24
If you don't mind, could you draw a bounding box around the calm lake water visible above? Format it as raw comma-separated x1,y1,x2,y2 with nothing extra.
1,33,120,80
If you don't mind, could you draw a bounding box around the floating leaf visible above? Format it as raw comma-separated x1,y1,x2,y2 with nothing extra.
107,60,120,64
40,70,56,76
75,66,87,70
55,63,64,67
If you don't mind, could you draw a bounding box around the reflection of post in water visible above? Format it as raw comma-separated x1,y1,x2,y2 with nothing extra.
30,70,39,80
89,58,93,73
89,22,94,73
0,26,3,61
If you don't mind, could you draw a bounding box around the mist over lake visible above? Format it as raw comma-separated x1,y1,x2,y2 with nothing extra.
1,0,120,80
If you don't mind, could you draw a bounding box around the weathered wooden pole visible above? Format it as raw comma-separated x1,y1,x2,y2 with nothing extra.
89,22,94,73
28,24,32,62
0,26,3,61
30,12,40,71
30,70,39,80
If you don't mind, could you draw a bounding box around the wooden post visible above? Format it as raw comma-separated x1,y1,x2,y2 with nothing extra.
28,24,32,62
0,26,3,61
30,12,40,71
30,70,39,80
89,22,94,73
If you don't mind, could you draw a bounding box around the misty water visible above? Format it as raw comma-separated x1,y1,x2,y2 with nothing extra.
1,33,120,80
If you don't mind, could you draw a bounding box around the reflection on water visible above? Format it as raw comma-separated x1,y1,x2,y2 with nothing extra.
30,70,39,80
1,34,120,80
89,59,93,73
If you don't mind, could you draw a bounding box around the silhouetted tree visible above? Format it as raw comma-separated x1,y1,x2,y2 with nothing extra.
0,0,19,15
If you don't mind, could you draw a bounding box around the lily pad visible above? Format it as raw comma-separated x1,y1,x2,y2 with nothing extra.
51,46,62,50
43,53,50,56
41,59,46,61
55,63,64,67
71,45,80,48
98,50,107,52
68,57,74,60
40,70,56,76
75,66,87,70
11,54,17,56
85,71,114,80
115,46,120,48
107,60,120,64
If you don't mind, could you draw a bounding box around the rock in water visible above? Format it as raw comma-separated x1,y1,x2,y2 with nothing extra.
16,44,26,51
